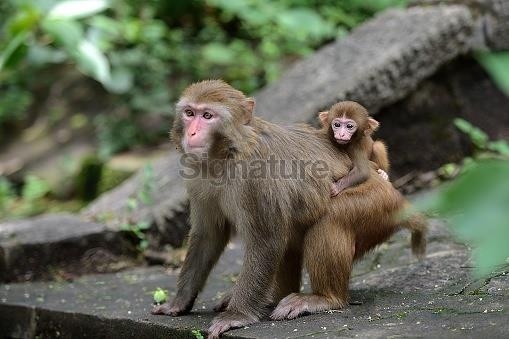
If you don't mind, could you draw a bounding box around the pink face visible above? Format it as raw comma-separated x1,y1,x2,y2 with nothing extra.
180,103,223,154
331,117,357,144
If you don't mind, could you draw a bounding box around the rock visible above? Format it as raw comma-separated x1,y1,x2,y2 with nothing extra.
1,220,508,338
0,214,136,282
254,5,474,122
376,56,509,179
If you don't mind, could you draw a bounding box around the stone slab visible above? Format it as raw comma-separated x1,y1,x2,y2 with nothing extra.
0,214,135,282
1,220,508,338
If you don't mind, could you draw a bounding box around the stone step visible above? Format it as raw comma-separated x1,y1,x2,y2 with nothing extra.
1,221,508,338
0,214,137,282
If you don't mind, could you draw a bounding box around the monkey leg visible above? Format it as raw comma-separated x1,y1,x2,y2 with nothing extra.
271,218,354,320
271,242,304,304
209,236,284,337
152,204,230,316
371,140,390,173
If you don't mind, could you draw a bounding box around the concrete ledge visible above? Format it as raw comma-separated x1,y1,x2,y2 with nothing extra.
1,221,508,338
0,214,135,282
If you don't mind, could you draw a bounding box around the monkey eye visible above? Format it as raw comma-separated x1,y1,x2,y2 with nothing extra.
346,123,355,129
333,122,341,128
184,109,194,117
203,111,213,119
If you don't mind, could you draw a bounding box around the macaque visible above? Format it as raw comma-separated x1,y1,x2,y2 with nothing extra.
152,80,426,339
319,101,390,197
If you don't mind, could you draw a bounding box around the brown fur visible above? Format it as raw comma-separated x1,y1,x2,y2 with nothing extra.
319,101,390,193
152,80,426,339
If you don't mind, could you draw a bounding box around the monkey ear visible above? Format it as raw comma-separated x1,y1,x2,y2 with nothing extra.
318,111,329,127
242,98,255,124
366,118,380,135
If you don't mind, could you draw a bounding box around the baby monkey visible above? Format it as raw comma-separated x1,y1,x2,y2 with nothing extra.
319,101,389,197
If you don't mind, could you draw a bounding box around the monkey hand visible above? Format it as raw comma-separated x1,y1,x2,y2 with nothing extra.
330,182,343,197
377,169,389,181
208,310,258,339
151,297,192,316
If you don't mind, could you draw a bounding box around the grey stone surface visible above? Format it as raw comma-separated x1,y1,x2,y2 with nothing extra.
1,221,508,338
0,214,135,282
410,0,509,50
254,5,474,123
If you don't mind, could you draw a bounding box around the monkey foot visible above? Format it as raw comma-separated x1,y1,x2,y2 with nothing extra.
208,310,258,339
151,301,188,316
271,293,343,320
213,291,232,312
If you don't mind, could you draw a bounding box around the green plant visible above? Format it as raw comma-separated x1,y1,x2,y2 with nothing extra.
454,118,509,157
120,165,155,251
152,287,168,304
191,329,204,339
418,159,509,278
0,177,16,218
476,51,509,96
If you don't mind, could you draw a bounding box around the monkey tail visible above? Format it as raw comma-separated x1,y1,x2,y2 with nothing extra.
411,229,426,260
400,212,427,261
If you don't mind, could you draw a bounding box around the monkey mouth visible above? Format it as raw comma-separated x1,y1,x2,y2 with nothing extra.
336,139,349,144
184,145,207,153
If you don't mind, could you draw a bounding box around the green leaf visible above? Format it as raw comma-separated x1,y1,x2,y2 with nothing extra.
22,175,51,201
75,40,111,83
453,118,488,149
7,5,41,35
42,18,84,49
48,0,110,20
202,43,236,65
136,221,151,231
487,140,509,156
0,31,30,70
476,51,509,96
27,44,67,65
103,67,133,94
152,288,168,304
277,9,333,40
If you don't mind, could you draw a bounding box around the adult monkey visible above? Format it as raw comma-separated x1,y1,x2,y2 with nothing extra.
152,80,426,338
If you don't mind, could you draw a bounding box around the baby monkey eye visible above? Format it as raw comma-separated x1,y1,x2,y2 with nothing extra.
203,111,213,119
184,109,194,117
346,123,355,129
333,122,341,128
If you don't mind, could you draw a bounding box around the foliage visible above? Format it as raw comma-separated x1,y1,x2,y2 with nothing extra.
418,160,509,278
152,287,168,304
119,164,154,251
423,120,509,278
475,51,509,96
0,0,405,156
0,174,52,220
453,118,509,157
191,329,205,339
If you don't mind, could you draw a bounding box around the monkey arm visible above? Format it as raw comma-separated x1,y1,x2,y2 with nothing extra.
332,151,371,195
152,202,230,316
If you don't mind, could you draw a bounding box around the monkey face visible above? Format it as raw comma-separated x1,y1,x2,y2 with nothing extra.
178,103,224,155
331,117,357,144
